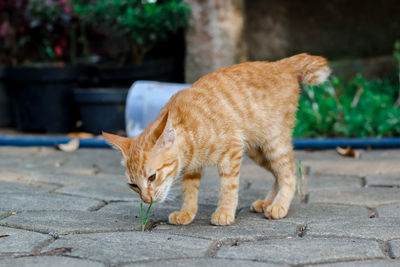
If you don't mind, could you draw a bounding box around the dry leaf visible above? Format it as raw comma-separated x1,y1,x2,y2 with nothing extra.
10,211,17,215
67,132,94,139
56,138,80,152
336,146,360,158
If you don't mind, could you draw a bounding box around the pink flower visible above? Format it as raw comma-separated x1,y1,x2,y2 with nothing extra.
64,6,72,14
54,45,63,57
0,22,12,38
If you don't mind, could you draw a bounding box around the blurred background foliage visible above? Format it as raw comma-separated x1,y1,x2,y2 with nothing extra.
294,75,400,138
0,0,190,65
73,0,190,64
0,0,399,138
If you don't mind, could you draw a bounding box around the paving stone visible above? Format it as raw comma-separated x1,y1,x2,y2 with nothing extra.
0,149,70,173
0,256,105,267
0,180,59,194
306,175,362,191
125,258,283,267
376,205,400,218
0,148,123,177
246,176,362,210
296,150,400,177
0,170,126,191
1,147,399,265
0,170,69,186
100,197,279,225
53,148,124,176
0,212,9,220
0,200,213,235
197,167,274,209
389,239,400,258
97,201,212,222
215,237,384,265
0,151,124,188
0,226,52,254
233,201,367,225
43,232,213,265
287,203,368,220
55,176,142,201
309,187,400,207
0,146,44,157
307,218,400,241
197,184,265,209
0,193,103,212
240,163,275,181
366,174,400,187
153,209,303,241
0,210,137,234
308,259,400,267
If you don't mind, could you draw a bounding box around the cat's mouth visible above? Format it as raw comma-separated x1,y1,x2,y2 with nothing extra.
141,194,163,204
127,183,168,203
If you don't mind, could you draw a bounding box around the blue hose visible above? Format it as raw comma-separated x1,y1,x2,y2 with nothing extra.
1,135,400,149
0,135,110,148
293,138,400,149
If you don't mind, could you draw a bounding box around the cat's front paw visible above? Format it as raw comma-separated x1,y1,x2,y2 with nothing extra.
265,204,288,219
168,211,195,225
211,210,235,226
250,200,272,213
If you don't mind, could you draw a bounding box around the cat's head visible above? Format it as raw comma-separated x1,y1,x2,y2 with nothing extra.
103,112,180,203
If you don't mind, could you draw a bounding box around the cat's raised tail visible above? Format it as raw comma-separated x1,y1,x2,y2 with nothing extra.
282,53,331,85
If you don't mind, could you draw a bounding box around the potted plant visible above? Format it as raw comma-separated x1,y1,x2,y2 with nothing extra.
74,0,190,86
0,0,91,133
0,65,12,127
72,0,190,134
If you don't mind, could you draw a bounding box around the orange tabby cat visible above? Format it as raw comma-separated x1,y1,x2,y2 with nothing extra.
103,53,330,226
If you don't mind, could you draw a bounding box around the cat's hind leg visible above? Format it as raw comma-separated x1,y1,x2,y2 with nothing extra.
247,147,279,213
261,134,296,219
169,171,201,225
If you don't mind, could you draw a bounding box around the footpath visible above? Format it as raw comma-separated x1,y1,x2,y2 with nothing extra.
0,147,399,266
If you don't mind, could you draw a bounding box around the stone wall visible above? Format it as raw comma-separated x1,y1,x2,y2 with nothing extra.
184,0,400,82
184,0,246,83
245,0,400,61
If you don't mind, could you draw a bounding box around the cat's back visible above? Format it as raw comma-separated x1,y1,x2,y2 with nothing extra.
168,60,298,122
163,62,294,148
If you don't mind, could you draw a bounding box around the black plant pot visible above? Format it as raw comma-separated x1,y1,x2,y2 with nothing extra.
85,58,178,88
0,66,13,127
6,66,81,133
74,88,128,134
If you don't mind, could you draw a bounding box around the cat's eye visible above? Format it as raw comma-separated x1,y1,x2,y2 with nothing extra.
148,174,156,182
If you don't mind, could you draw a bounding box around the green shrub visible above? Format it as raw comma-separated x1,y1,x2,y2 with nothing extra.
294,76,400,138
74,0,191,64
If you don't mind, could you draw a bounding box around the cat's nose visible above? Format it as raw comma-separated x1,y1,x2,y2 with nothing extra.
141,194,152,204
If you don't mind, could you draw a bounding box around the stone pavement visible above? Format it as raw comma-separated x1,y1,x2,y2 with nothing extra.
0,147,400,266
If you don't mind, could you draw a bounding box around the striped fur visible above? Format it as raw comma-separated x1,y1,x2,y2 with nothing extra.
103,53,330,226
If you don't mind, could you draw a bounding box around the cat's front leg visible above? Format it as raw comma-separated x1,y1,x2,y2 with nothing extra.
169,171,201,225
212,149,242,226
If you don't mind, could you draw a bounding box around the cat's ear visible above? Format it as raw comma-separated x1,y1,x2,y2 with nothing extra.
102,132,132,157
154,112,175,149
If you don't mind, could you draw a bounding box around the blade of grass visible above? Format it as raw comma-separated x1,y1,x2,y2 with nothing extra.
140,202,145,232
140,199,153,232
297,160,307,203
144,199,153,226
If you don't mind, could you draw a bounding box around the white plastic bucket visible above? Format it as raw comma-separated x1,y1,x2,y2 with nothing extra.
125,81,191,137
